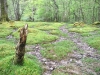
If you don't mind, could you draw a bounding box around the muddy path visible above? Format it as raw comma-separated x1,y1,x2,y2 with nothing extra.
26,25,100,75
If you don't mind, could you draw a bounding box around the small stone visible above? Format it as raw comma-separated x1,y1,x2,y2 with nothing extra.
49,67,54,71
69,59,73,62
42,58,47,62
49,61,56,65
36,46,39,49
75,60,83,67
44,62,48,65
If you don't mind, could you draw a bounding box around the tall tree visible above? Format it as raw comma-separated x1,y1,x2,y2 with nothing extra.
0,0,9,21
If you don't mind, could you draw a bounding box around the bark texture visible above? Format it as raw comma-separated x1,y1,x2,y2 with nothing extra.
14,24,28,65
0,0,9,21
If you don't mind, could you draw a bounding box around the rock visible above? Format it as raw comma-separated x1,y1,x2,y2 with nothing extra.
60,60,68,66
49,67,54,71
70,54,83,60
42,58,47,62
75,60,83,67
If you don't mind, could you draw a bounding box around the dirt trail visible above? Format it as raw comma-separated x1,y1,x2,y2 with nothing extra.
26,25,100,75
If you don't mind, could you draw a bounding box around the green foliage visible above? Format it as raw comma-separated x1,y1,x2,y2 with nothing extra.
41,40,76,61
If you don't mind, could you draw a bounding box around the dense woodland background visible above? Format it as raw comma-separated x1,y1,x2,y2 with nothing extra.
0,0,100,23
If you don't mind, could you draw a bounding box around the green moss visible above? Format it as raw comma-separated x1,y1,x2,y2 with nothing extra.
0,56,42,75
85,37,100,50
41,40,76,61
12,28,58,44
0,39,15,59
0,39,42,75
27,32,58,44
69,26,98,33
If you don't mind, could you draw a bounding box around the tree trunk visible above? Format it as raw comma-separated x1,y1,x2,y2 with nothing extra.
12,0,21,21
14,24,28,65
52,0,59,22
0,0,9,21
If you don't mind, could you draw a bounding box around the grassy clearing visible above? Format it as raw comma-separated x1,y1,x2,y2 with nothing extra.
0,21,64,75
12,22,64,44
41,40,76,61
12,27,58,44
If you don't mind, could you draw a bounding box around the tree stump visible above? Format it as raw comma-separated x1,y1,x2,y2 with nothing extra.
14,24,28,65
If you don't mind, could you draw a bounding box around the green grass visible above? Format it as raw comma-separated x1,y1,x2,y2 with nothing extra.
12,28,58,44
85,36,100,50
0,39,15,59
82,57,100,63
0,56,42,75
52,65,79,75
11,22,64,44
0,39,42,75
67,24,100,52
0,21,64,75
0,24,12,38
68,26,98,33
94,67,100,74
41,40,76,61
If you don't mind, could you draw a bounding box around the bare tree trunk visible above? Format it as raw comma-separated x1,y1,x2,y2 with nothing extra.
14,24,28,65
0,0,9,21
52,0,59,22
12,0,21,21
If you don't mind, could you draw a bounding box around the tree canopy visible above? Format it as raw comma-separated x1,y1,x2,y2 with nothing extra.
0,0,100,23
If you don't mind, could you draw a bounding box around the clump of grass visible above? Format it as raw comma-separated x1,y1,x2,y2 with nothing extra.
68,25,98,33
0,39,15,59
49,30,61,35
94,67,100,74
85,37,100,51
0,26,12,38
82,57,99,63
41,40,76,61
36,23,63,31
0,56,42,75
13,27,58,44
52,65,80,75
80,32,93,37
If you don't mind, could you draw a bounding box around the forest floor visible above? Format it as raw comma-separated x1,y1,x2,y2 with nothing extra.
0,22,100,75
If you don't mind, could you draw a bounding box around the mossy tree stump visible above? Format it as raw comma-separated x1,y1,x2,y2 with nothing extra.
14,24,28,65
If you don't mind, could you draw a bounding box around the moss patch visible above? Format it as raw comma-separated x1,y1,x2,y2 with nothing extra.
41,40,76,61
